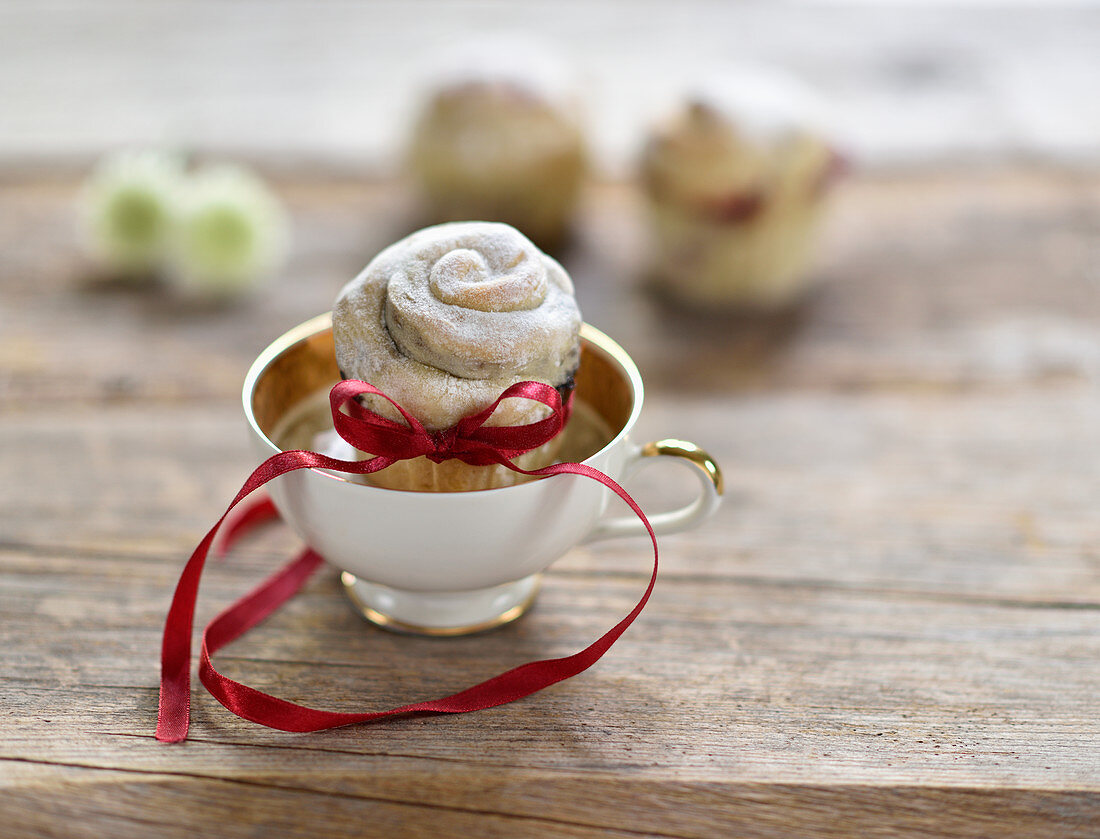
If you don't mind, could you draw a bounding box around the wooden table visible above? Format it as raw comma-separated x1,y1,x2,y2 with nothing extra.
3,169,1099,837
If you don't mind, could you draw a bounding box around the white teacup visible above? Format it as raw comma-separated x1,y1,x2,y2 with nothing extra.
243,313,722,635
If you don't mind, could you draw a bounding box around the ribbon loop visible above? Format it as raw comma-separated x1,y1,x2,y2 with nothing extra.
325,378,568,467
156,379,656,743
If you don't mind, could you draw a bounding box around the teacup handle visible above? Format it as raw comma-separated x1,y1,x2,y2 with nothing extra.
583,439,723,544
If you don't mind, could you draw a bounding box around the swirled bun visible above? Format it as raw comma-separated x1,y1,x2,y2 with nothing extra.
642,66,842,308
333,221,582,491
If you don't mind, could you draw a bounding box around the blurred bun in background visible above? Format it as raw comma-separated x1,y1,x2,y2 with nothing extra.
407,36,587,251
640,66,844,310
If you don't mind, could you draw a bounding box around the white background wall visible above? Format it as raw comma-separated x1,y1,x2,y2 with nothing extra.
1,0,1098,172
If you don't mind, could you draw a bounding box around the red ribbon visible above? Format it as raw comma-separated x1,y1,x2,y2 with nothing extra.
156,380,658,742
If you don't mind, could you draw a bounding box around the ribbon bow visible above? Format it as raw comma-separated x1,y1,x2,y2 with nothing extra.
331,378,572,467
156,379,656,743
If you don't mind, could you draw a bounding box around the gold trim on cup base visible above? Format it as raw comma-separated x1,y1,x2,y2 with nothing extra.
340,572,541,637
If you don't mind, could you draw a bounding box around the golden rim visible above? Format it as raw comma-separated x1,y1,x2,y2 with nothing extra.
640,439,725,496
242,311,334,445
340,572,541,637
242,312,644,465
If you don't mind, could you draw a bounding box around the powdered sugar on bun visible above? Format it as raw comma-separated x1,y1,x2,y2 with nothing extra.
426,34,576,108
333,222,581,432
684,66,829,145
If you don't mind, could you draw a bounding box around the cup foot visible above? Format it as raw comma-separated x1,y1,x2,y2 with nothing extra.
340,572,541,636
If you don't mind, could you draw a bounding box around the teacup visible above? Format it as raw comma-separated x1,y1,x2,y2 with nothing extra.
243,312,722,635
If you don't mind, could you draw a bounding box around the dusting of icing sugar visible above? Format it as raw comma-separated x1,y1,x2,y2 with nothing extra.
429,246,546,312
424,34,576,106
685,65,830,144
333,221,581,431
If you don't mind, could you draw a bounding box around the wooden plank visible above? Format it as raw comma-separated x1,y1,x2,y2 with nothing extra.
3,538,1100,787
4,763,1100,839
3,2,1099,167
2,170,1100,408
3,386,1099,601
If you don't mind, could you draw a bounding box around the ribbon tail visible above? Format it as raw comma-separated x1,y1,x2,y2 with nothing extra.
182,456,658,735
155,450,396,743
217,494,280,559
404,459,660,707
156,522,222,743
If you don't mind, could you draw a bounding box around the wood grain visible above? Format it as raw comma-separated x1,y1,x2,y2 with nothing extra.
2,170,1100,836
